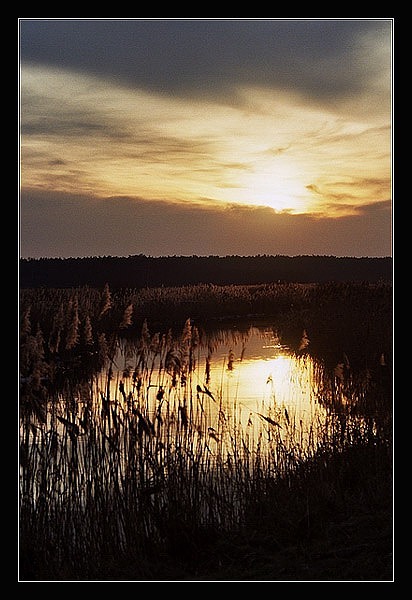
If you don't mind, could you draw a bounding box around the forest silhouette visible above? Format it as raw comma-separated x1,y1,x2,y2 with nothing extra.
20,254,392,288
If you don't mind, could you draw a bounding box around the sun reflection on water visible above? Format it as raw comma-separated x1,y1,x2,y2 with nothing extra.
200,330,328,448
101,325,332,457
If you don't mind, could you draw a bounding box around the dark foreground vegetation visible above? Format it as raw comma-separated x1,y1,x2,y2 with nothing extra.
20,443,392,581
20,254,392,288
19,281,393,581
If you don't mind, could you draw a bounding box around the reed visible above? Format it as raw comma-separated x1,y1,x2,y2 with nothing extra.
19,282,392,580
19,314,392,580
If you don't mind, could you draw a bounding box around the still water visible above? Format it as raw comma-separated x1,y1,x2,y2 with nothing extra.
97,323,361,459
21,322,376,510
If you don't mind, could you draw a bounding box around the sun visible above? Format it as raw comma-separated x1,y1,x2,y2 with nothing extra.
219,158,314,214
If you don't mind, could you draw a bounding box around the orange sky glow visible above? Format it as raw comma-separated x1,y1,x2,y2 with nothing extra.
19,19,393,257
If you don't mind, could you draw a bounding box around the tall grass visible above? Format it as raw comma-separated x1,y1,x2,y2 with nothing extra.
20,281,392,376
19,314,391,580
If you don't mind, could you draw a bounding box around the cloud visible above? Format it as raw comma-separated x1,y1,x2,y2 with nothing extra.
305,176,391,215
20,61,391,217
269,146,291,156
19,20,392,258
48,159,67,166
20,188,392,258
357,199,392,214
19,19,392,107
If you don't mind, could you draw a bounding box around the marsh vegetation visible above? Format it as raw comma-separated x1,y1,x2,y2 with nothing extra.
19,281,392,580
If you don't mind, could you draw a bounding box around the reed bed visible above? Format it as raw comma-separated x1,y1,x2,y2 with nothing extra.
19,280,392,379
19,314,392,580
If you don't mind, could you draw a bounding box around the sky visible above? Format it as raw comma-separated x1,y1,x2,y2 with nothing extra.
19,18,393,258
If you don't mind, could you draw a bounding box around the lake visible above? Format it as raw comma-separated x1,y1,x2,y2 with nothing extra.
19,312,392,580
84,320,375,469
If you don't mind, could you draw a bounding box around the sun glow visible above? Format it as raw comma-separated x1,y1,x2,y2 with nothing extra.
21,65,391,218
221,160,314,213
106,327,327,452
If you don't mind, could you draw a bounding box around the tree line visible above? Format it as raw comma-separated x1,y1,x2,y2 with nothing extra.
19,254,392,288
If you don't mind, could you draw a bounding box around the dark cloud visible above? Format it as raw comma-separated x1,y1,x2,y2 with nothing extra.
20,95,125,139
357,199,392,214
306,184,321,194
19,19,392,104
48,159,66,166
22,118,108,138
20,188,392,258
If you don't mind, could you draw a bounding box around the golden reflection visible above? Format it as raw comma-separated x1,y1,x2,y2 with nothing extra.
103,326,330,455
204,339,327,445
